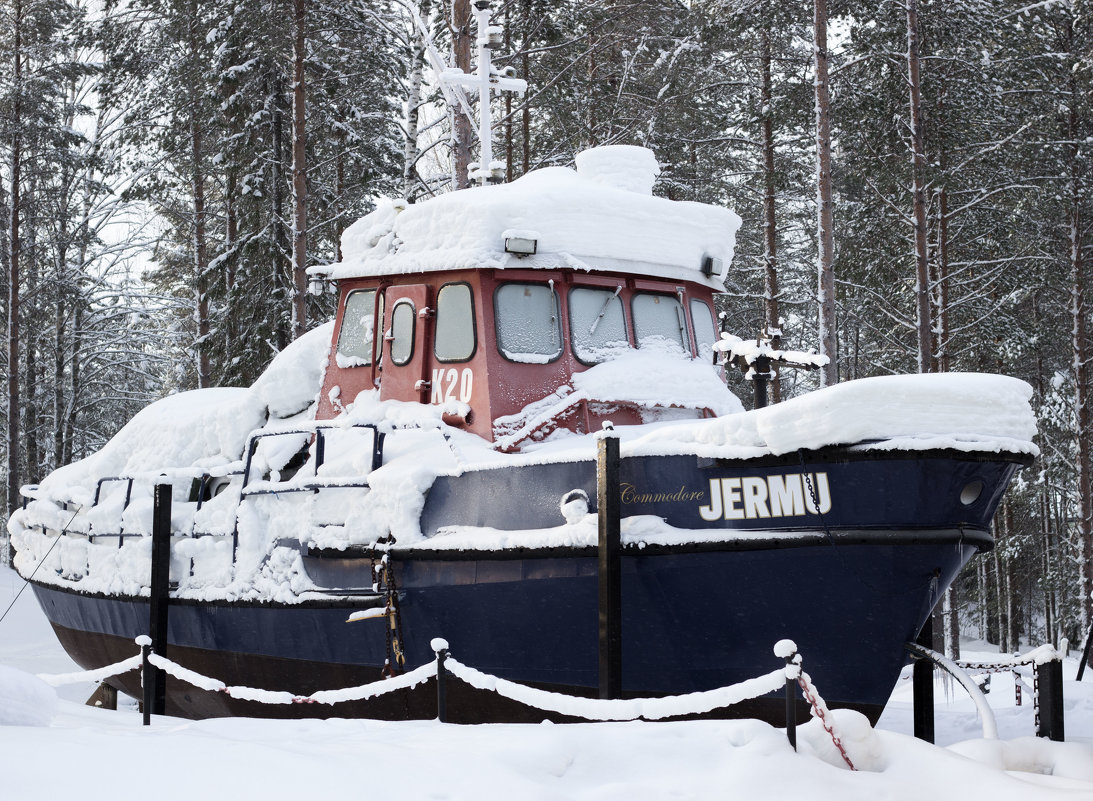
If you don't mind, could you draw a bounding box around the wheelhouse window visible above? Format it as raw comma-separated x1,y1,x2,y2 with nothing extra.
691,299,717,362
568,286,629,364
632,293,690,354
335,289,377,368
389,299,416,366
495,282,562,363
435,283,476,362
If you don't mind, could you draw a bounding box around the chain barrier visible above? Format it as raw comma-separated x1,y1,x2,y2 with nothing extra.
953,644,1058,673
955,647,1057,714
790,657,856,771
33,637,848,737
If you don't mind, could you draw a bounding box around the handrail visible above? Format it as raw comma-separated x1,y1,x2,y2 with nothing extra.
905,642,998,739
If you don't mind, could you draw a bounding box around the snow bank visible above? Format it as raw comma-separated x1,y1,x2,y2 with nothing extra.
318,146,740,289
0,665,57,726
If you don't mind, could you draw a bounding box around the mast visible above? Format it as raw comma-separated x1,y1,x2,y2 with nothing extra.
440,1,526,186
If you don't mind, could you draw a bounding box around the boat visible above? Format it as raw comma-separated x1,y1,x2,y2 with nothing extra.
8,141,1038,723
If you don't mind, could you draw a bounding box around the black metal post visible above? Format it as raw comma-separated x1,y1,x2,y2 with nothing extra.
1037,658,1064,741
598,433,622,700
784,651,797,750
753,354,770,409
1076,623,1093,681
140,636,152,726
912,616,935,743
149,483,172,718
435,641,449,723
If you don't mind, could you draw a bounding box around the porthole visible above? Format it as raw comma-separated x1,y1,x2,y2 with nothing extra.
959,479,984,506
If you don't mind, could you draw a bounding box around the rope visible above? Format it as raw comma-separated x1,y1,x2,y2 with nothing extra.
27,636,847,738
36,653,143,687
0,508,80,628
444,657,786,721
148,652,436,705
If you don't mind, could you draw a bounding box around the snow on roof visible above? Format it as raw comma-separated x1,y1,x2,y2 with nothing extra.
628,372,1039,459
314,146,741,289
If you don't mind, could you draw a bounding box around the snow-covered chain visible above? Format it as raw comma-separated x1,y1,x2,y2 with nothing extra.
33,638,851,735
36,653,144,687
444,657,786,721
797,668,857,771
955,644,1059,672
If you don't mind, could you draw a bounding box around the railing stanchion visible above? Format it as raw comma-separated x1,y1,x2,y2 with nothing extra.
149,483,171,717
774,639,797,750
912,617,935,743
433,638,449,723
597,430,621,700
138,635,152,726
1037,656,1064,741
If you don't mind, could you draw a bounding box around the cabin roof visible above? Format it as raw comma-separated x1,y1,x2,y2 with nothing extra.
310,146,741,290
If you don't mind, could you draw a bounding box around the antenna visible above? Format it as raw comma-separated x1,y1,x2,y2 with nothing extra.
439,1,527,185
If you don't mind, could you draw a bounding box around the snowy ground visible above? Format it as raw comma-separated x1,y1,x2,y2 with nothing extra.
2,564,1092,801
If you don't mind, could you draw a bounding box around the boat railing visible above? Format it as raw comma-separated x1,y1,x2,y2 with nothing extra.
239,422,385,497
16,423,389,581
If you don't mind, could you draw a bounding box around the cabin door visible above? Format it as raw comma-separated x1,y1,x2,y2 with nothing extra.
379,284,431,403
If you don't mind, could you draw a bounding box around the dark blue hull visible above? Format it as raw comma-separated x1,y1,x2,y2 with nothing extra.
25,447,1023,721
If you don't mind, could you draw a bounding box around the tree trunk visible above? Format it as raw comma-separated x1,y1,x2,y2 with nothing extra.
993,502,1006,651
24,220,38,485
290,0,308,340
451,0,473,189
935,187,951,373
403,0,428,200
7,0,23,514
270,74,288,351
188,0,210,388
907,0,932,375
814,0,836,386
1004,504,1017,651
1073,193,1091,630
760,16,781,403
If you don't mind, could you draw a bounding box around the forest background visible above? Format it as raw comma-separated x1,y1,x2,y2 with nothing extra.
0,0,1089,660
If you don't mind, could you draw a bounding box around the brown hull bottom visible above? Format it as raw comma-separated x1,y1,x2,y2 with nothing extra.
52,621,883,725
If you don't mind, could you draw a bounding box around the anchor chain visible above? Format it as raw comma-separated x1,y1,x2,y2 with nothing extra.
370,549,406,677
798,451,837,547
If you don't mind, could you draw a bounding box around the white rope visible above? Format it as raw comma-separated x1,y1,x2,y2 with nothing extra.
148,652,436,705
35,638,794,721
36,654,143,687
444,657,786,721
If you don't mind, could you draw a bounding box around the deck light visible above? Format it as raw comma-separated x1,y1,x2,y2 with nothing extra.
701,255,722,277
308,276,326,296
505,236,538,257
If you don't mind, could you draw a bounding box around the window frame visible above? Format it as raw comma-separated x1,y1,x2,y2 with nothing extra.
433,281,478,364
335,288,379,368
388,298,417,367
493,281,565,365
630,291,691,353
567,285,631,366
689,298,717,362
